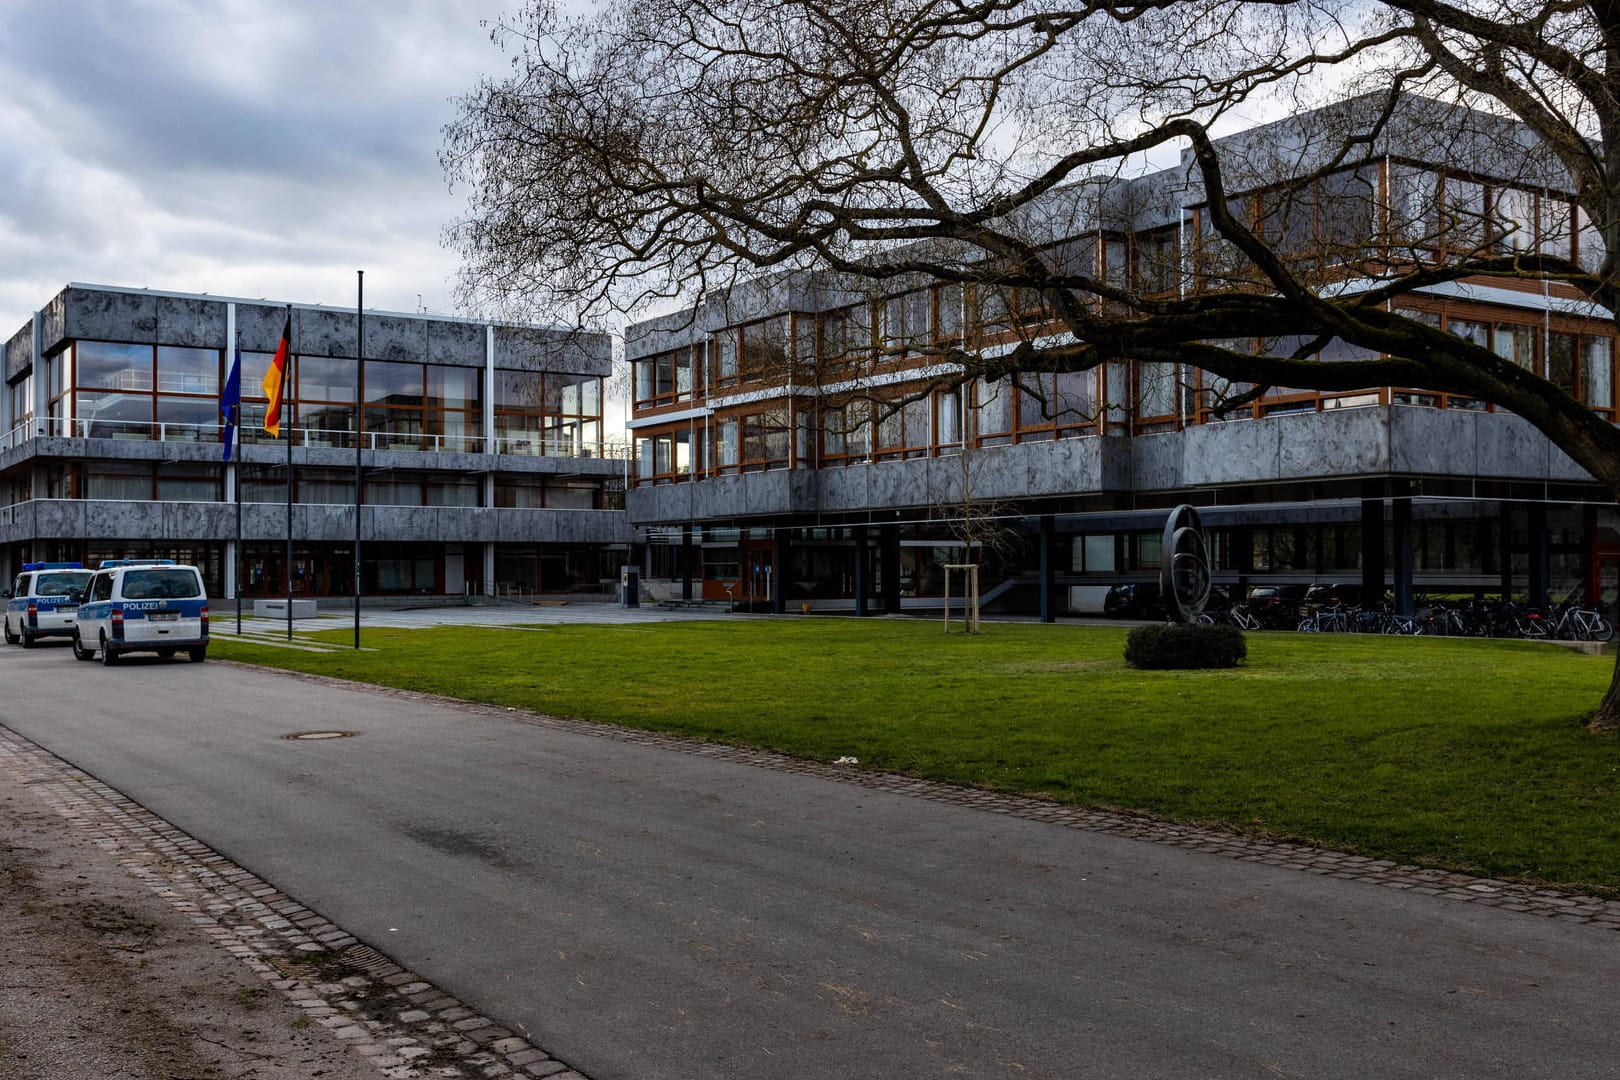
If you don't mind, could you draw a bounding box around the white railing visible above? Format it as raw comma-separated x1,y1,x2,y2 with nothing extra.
11,416,632,461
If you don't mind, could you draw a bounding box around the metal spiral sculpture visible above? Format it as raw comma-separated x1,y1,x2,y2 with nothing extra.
1159,505,1212,624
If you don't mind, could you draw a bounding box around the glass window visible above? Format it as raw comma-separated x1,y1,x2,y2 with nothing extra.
935,285,964,342
84,462,151,499
1018,374,1052,429
364,360,423,405
1494,187,1535,253
976,377,1012,442
1541,196,1574,259
426,476,479,506
1138,362,1177,418
1135,229,1178,294
1449,318,1488,348
122,569,203,599
741,318,790,375
718,419,738,466
155,465,219,502
635,358,654,403
763,409,790,461
1548,332,1578,396
881,292,932,350
1444,177,1486,249
936,388,960,447
79,391,153,436
157,395,220,432
1389,166,1438,246
1317,167,1376,250
715,332,739,381
1054,371,1093,430
429,365,481,410
878,402,903,451
1493,323,1535,372
297,356,357,402
822,405,846,457
1578,206,1608,272
1585,337,1614,409
76,342,152,390
366,475,426,506
496,369,544,410
155,346,218,394
1082,535,1116,572
844,403,869,458
675,348,694,396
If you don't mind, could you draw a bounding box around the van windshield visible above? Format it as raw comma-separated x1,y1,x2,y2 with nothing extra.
36,571,92,597
122,570,202,600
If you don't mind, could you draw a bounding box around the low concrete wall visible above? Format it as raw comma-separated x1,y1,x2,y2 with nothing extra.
254,599,318,619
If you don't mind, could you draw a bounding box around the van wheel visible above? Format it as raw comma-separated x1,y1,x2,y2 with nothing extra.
3,620,16,645
99,633,119,665
188,646,207,663
19,629,34,648
71,632,94,662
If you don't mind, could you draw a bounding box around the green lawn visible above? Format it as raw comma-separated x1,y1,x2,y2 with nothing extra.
213,620,1620,894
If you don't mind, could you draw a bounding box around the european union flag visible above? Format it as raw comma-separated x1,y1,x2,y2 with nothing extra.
221,339,242,462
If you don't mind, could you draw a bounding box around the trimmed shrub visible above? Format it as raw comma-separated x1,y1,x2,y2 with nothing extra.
1124,623,1247,670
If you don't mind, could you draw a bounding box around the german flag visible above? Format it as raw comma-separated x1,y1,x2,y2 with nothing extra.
261,311,292,437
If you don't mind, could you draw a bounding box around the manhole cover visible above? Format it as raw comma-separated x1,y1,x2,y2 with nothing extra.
282,731,356,741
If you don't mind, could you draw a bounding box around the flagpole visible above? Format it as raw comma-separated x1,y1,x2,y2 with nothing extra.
285,304,294,643
355,271,363,650
234,333,243,635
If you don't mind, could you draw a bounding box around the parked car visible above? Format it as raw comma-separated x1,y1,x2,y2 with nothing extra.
72,559,209,664
1104,583,1165,619
1246,584,1310,629
4,562,94,647
1304,583,1369,608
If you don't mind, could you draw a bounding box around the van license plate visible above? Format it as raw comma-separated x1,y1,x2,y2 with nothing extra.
148,612,179,622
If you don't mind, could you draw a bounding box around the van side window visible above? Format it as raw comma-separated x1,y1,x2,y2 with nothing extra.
90,574,114,602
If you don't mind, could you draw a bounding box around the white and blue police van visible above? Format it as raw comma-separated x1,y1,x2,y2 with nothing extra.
72,559,209,664
5,562,96,647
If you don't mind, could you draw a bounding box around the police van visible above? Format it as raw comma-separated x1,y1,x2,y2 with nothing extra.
4,562,95,647
72,559,209,664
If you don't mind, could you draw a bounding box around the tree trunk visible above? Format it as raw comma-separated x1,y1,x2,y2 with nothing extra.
1591,646,1620,734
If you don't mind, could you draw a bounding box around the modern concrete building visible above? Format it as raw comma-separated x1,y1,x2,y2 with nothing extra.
622,96,1620,618
0,284,634,599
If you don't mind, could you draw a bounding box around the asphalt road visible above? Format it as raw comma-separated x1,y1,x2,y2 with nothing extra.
2,643,1616,1079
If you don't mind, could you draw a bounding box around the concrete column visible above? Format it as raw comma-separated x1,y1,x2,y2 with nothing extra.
1499,502,1514,600
1392,495,1413,615
880,525,901,614
32,313,47,433
1360,497,1385,603
681,526,694,601
853,526,868,617
483,542,496,599
771,529,789,614
484,326,497,454
0,337,11,437
1039,514,1056,623
1529,502,1550,609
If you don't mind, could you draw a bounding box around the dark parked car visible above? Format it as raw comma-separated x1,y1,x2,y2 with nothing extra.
1104,583,1165,619
1246,584,1309,629
1304,583,1368,608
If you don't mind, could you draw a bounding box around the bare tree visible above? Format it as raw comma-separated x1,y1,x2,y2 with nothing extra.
443,0,1620,730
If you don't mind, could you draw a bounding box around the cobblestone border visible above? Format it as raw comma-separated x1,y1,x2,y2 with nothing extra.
258,663,1620,931
0,724,587,1080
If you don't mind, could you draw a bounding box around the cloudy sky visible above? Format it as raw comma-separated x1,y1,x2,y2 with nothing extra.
0,0,517,327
